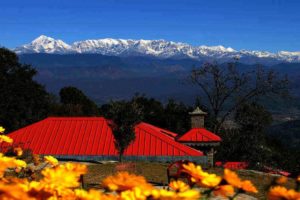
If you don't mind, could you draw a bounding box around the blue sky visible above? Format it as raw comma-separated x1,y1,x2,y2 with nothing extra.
0,0,299,52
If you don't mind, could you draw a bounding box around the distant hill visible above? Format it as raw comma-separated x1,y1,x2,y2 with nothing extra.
19,53,300,117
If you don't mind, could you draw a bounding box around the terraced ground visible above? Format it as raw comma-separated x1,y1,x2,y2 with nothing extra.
82,161,297,200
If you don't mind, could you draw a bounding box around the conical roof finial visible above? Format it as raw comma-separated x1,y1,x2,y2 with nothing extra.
189,107,207,115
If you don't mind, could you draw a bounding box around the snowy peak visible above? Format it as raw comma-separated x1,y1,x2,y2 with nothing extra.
14,35,300,64
15,35,72,54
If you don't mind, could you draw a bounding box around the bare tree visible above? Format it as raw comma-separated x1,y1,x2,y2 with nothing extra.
190,61,289,133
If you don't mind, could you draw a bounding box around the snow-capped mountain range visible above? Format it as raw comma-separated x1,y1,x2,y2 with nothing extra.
14,35,300,64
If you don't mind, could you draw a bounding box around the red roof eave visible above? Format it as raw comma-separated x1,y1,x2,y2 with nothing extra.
177,128,221,143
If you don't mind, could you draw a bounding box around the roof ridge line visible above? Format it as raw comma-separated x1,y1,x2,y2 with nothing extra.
140,122,177,138
46,116,106,120
138,124,203,155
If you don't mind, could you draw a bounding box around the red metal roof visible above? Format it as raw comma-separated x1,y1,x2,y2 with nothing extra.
131,123,202,156
138,123,178,138
176,128,221,143
7,117,203,156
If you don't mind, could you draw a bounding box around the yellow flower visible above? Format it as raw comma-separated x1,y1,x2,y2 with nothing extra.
75,189,116,200
63,162,88,175
268,186,300,200
44,155,58,166
121,187,149,200
14,159,27,168
224,169,257,193
102,171,153,192
151,188,200,200
213,185,235,197
14,147,23,156
182,162,221,188
40,162,87,196
0,134,13,144
176,189,201,200
169,180,190,192
151,189,176,199
0,153,26,177
0,126,5,133
25,181,53,199
199,173,222,188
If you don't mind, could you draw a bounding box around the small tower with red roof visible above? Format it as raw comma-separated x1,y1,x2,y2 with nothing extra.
176,107,221,167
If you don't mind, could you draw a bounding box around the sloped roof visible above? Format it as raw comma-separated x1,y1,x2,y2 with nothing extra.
131,123,201,156
176,128,221,143
139,123,178,138
7,117,203,156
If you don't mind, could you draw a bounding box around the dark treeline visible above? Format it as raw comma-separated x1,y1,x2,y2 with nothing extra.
1,48,299,175
51,88,195,136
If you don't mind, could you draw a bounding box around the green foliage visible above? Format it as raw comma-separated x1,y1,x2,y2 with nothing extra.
103,99,143,161
216,103,277,168
164,99,191,135
100,94,198,135
0,48,51,132
54,86,99,116
127,94,165,127
235,102,273,131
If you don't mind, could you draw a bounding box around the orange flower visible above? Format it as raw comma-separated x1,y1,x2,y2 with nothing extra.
32,154,40,166
241,180,258,193
224,169,257,193
0,182,33,200
14,147,23,157
182,162,221,188
102,172,153,192
224,169,242,188
297,175,300,182
276,176,288,185
213,185,235,197
268,186,300,200
182,162,208,180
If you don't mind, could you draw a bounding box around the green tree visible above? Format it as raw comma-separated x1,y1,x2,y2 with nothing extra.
105,99,143,161
0,48,51,132
164,99,191,135
216,102,276,168
100,95,194,137
57,86,99,116
128,94,165,127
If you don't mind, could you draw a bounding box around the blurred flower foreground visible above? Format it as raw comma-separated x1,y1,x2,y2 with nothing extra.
0,126,299,200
